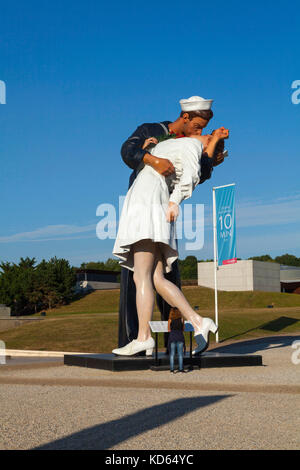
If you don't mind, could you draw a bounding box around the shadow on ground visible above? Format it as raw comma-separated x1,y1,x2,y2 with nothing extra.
220,316,300,344
210,334,300,355
33,395,231,450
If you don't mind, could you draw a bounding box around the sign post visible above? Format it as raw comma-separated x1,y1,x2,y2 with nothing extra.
212,183,237,342
212,187,219,343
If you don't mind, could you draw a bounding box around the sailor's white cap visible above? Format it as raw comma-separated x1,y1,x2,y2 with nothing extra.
179,96,213,112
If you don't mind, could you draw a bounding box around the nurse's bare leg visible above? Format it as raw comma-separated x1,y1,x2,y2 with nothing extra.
132,239,156,342
152,244,203,332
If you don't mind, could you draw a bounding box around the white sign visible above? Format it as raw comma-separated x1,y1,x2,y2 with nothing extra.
149,321,168,333
149,321,194,333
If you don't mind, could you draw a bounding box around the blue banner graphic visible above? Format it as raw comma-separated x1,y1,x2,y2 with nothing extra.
214,185,237,266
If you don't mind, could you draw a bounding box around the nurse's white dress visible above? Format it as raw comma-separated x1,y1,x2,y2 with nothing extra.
112,137,203,273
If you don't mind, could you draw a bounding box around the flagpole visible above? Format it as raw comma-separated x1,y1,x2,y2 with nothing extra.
212,187,219,343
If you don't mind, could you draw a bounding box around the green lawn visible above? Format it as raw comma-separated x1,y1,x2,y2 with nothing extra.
0,314,118,353
34,286,300,317
0,285,299,353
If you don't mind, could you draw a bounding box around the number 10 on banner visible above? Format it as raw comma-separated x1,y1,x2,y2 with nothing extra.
219,213,232,231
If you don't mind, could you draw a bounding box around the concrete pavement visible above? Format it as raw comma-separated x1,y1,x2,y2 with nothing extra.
0,335,299,450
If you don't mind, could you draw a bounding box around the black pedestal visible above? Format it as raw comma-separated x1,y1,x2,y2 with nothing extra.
64,351,263,372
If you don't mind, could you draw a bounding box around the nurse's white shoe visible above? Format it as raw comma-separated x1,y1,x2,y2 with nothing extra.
112,337,155,357
192,317,218,356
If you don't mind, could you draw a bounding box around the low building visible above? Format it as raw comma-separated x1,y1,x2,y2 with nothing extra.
280,265,300,293
75,269,120,291
197,260,281,292
0,304,11,317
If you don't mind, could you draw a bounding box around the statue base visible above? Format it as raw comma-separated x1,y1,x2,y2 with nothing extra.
64,351,262,372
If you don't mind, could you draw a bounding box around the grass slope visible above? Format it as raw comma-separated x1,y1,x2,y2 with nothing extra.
36,286,300,317
1,286,300,353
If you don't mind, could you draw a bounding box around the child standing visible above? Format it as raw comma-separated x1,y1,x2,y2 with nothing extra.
168,307,186,373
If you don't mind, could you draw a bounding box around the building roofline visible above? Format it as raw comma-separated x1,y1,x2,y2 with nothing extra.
75,268,120,275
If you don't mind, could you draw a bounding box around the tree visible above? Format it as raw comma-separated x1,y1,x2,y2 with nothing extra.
0,257,37,315
275,253,300,267
36,257,76,310
80,258,121,272
0,256,77,315
248,254,274,262
178,256,198,279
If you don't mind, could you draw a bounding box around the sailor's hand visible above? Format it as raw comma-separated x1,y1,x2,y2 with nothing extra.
166,201,179,223
142,137,158,149
143,154,175,176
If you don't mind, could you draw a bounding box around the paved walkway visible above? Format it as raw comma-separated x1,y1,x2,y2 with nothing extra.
0,335,299,450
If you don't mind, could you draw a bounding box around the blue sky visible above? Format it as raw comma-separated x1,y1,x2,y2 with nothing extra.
0,0,299,267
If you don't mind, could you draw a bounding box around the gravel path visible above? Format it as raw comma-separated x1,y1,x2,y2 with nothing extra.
0,335,299,450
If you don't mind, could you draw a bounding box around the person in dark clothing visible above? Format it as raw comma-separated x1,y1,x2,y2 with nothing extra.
168,307,186,373
118,97,225,349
